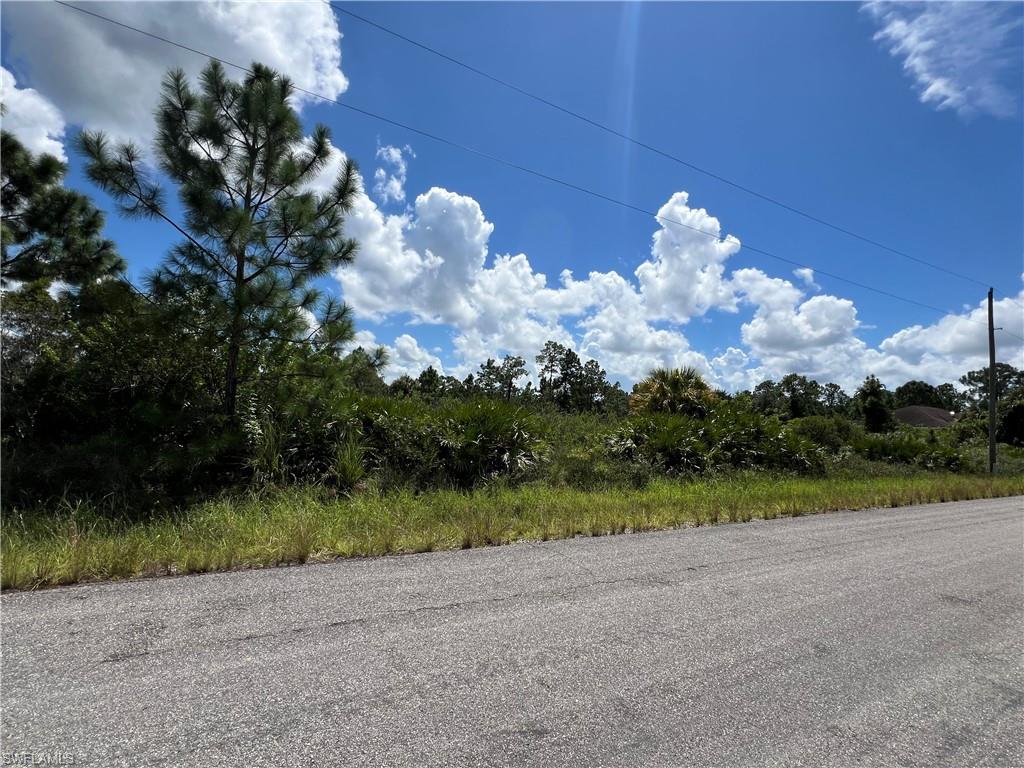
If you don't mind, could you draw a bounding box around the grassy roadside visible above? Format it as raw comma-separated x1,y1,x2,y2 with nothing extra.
3,474,1022,590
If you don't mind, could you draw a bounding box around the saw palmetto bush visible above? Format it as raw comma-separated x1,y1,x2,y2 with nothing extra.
608,400,822,476
357,397,543,490
786,415,862,454
437,400,541,488
851,430,963,471
629,366,718,418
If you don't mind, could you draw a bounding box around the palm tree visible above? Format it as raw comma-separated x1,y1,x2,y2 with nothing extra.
630,367,717,417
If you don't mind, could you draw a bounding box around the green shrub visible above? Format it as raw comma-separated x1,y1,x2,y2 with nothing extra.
706,405,823,472
607,402,823,476
787,415,862,453
357,399,441,487
543,445,652,489
949,414,987,445
436,400,541,487
537,410,647,488
998,392,1024,446
852,429,964,471
356,397,543,489
332,434,367,491
241,390,362,486
629,367,717,418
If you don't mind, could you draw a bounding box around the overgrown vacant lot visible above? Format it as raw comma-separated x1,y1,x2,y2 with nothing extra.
4,473,1022,590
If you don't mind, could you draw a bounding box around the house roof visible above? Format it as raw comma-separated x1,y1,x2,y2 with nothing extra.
894,405,957,428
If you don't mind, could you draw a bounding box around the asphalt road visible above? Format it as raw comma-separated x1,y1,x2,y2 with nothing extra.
2,497,1023,767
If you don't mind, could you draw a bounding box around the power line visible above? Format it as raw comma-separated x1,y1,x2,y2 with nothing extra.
53,1,1024,342
331,3,1024,310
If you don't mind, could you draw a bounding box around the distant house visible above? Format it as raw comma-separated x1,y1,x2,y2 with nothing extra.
894,405,957,428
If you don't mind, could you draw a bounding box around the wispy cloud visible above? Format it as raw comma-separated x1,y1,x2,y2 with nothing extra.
373,143,414,206
793,268,820,291
863,1,1023,118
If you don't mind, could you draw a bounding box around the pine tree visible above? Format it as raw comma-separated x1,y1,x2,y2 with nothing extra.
496,355,528,401
78,60,360,419
416,365,442,397
476,355,527,400
537,341,621,412
1,130,122,287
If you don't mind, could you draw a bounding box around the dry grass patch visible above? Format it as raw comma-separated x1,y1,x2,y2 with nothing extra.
3,474,1022,589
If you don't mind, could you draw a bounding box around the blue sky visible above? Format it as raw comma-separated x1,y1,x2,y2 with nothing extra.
2,1,1023,390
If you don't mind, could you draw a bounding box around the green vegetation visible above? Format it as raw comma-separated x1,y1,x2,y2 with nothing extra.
1,131,123,287
2,60,1023,590
5,473,1022,591
78,61,361,420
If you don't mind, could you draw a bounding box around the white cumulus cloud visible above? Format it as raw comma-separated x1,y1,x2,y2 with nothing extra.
636,191,741,323
335,183,753,384
0,66,67,160
336,176,1024,392
1,0,348,149
349,330,444,382
878,292,1024,372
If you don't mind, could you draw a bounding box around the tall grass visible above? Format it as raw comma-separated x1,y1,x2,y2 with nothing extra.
3,474,1022,590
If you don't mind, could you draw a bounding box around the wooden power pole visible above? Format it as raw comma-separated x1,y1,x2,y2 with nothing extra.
987,288,997,475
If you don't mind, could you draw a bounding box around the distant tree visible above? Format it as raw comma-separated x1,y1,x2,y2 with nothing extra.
751,380,787,418
753,376,854,419
79,60,360,420
579,360,609,408
1,131,123,287
951,365,1024,445
893,380,943,409
821,383,851,416
496,356,528,401
779,374,824,419
751,374,826,419
475,358,503,397
537,341,584,410
959,363,1024,410
416,365,442,397
630,367,717,418
470,355,528,400
439,375,466,398
388,375,417,398
935,383,968,413
339,346,387,395
854,375,895,433
602,382,630,416
536,341,620,412
998,389,1024,446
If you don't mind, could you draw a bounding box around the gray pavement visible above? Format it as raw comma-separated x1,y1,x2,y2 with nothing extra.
2,496,1023,767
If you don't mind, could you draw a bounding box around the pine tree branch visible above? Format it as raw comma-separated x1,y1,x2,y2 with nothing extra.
255,150,323,210
107,157,237,284
176,113,241,205
213,89,251,153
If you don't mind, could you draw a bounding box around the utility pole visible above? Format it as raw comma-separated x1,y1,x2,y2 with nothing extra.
987,288,997,475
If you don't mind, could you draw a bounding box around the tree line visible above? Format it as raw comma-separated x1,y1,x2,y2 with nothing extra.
360,350,1021,435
